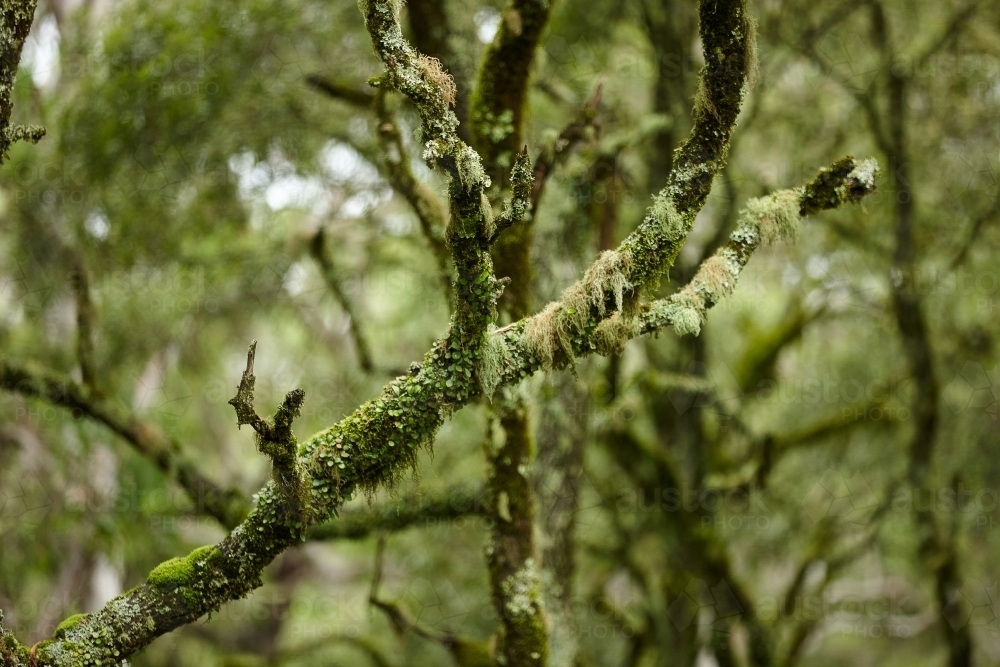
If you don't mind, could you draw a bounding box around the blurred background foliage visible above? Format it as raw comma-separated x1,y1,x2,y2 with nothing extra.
0,0,998,665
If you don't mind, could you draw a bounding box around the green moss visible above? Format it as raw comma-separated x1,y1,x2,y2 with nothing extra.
147,557,195,588
188,544,221,565
55,613,88,638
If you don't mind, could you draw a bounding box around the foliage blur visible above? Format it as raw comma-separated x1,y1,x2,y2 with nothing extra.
0,0,997,665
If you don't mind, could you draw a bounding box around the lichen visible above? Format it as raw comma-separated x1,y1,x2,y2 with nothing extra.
594,313,641,356
479,329,510,398
743,188,803,244
54,614,88,638
501,558,541,617
417,54,456,106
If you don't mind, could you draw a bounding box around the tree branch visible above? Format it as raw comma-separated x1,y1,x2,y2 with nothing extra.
529,82,603,214
0,0,44,161
305,74,376,107
640,158,878,338
363,0,501,351
307,485,485,540
17,5,882,663
67,254,98,393
228,341,310,523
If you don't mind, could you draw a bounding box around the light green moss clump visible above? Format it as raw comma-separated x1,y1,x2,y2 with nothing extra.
501,558,541,617
594,313,641,356
147,545,220,590
522,302,565,370
669,304,702,337
54,613,87,638
147,557,195,588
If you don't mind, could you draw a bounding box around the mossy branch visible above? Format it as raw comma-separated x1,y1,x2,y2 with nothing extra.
488,146,533,243
484,397,548,667
641,158,879,337
363,0,499,351
228,341,310,522
0,0,44,162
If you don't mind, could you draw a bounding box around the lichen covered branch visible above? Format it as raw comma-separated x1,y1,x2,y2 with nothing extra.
363,0,499,350
642,157,879,337
484,396,547,667
228,341,310,522
0,0,44,160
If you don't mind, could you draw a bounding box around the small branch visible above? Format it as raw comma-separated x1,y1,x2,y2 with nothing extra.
309,229,376,373
641,157,879,337
372,89,453,300
67,254,98,393
488,147,533,243
530,82,603,212
0,0,45,162
305,74,376,107
228,341,310,523
308,485,485,540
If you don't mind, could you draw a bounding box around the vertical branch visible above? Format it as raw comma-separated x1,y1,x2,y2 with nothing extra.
0,0,44,160
68,254,98,392
373,89,454,301
309,229,376,373
484,397,547,667
868,2,971,664
532,373,589,667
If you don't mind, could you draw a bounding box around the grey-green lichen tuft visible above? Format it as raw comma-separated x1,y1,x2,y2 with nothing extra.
479,328,511,398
